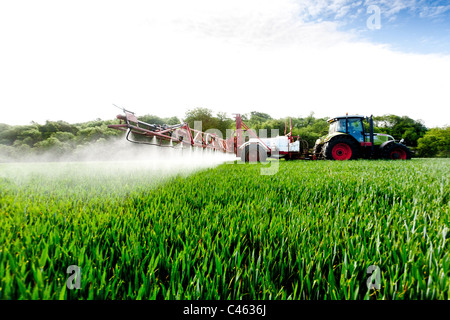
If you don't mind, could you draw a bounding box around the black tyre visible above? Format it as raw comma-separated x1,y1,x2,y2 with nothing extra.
241,144,267,163
381,142,411,160
323,137,358,160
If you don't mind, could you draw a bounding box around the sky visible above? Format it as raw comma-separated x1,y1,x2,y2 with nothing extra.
0,0,449,128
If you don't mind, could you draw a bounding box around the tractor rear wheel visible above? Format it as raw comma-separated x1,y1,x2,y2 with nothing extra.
323,137,358,160
381,143,411,160
241,144,267,163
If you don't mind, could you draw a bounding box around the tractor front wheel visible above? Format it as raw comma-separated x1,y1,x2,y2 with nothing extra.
324,138,358,160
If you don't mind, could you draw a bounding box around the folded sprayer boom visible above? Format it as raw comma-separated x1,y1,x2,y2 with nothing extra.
108,111,236,153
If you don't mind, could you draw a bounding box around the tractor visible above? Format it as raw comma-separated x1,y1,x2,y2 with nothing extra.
313,115,412,160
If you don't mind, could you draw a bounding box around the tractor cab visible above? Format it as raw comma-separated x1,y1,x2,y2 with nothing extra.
327,115,396,146
327,115,365,143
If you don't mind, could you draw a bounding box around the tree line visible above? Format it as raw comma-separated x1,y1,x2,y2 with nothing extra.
0,108,448,160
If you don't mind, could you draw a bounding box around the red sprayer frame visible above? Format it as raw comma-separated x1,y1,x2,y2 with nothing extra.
108,111,241,154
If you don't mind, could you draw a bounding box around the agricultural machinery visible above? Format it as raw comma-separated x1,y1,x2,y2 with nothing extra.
313,115,412,160
108,108,411,162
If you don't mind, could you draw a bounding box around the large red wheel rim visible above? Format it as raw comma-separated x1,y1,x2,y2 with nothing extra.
332,143,352,160
390,148,407,160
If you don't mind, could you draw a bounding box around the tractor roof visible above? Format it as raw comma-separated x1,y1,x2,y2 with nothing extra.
327,115,365,123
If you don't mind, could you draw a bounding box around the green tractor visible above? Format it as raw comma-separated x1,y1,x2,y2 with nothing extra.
313,115,412,160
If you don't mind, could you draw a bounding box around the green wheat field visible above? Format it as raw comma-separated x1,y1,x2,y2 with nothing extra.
0,158,449,300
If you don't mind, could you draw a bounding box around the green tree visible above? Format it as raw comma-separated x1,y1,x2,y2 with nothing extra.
183,108,219,134
138,114,165,126
39,121,60,140
0,123,11,133
417,127,450,158
290,115,328,148
249,111,272,125
0,127,20,145
261,119,285,137
55,120,78,135
53,131,75,143
215,112,233,138
19,127,42,146
164,116,181,125
373,115,427,146
34,136,62,150
78,118,105,129
76,126,109,144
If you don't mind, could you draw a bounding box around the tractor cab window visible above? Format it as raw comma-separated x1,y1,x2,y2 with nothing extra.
348,118,363,132
348,118,364,142
329,119,346,134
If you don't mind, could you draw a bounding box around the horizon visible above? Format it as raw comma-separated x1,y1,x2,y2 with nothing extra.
0,108,440,129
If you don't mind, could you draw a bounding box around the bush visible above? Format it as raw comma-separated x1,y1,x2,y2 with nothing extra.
417,127,450,158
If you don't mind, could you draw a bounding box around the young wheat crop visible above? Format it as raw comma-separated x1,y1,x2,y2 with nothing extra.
0,159,448,299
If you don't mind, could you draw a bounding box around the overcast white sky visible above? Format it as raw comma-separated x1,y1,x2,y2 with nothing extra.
1,0,449,127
